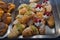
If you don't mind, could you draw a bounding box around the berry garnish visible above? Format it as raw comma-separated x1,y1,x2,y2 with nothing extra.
34,18,38,22
34,18,41,23
44,12,51,16
43,0,48,3
36,4,42,8
37,19,41,22
39,19,41,22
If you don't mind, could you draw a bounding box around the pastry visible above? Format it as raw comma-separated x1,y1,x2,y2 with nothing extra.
0,1,8,12
19,7,27,15
2,13,12,24
29,0,40,3
39,28,45,35
8,3,15,13
45,4,52,12
0,1,15,25
47,15,55,28
36,12,44,19
8,23,25,38
18,15,30,24
0,22,8,36
0,8,4,19
8,25,19,38
22,25,39,37
29,3,37,12
38,24,45,35
35,4,45,14
8,0,55,38
42,0,52,12
0,1,15,37
18,4,32,15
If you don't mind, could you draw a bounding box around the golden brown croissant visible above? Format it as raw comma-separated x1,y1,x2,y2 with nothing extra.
8,23,25,38
47,15,55,28
0,8,4,18
2,13,12,24
0,22,8,36
22,25,39,37
8,3,15,13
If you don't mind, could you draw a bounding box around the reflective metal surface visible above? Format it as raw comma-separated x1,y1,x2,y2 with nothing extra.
18,0,60,38
0,0,14,39
0,0,60,38
54,0,60,19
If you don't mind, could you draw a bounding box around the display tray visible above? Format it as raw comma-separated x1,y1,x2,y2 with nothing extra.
0,0,60,38
0,0,15,39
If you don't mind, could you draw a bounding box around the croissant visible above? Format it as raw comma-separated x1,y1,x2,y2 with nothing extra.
47,15,55,28
22,25,39,37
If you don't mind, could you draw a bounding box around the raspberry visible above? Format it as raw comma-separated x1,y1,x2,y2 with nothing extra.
34,18,41,22
36,4,42,8
43,0,48,3
44,12,50,16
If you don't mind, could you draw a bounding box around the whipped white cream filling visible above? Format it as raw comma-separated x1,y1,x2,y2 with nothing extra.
34,22,43,27
35,7,41,11
35,22,40,27
40,7,44,11
13,20,19,24
43,15,49,19
29,3,37,8
16,15,23,18
35,7,44,12
31,11,35,14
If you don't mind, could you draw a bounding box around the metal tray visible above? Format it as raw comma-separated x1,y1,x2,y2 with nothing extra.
0,0,60,38
13,0,60,38
54,0,60,19
0,0,15,39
